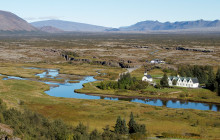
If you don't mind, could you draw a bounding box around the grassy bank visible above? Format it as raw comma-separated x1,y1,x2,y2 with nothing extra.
0,62,124,81
76,81,220,104
0,64,220,139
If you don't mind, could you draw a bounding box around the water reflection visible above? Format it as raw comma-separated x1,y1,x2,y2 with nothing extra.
36,69,59,78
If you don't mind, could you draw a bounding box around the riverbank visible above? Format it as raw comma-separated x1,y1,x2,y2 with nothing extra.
76,81,220,104
1,63,220,109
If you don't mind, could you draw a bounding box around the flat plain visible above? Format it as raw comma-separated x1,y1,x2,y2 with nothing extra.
0,33,220,139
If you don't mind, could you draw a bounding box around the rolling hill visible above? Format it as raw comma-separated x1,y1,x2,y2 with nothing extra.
38,26,64,33
0,10,37,31
31,20,110,32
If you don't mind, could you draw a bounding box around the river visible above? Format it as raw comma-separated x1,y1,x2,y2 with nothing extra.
1,68,220,112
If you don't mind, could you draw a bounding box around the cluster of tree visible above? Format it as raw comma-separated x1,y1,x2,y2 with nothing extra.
177,65,214,84
73,112,146,140
99,73,148,90
0,99,73,139
206,68,220,96
0,99,146,140
114,112,146,135
178,65,220,95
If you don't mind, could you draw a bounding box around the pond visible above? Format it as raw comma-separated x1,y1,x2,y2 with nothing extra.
2,68,220,112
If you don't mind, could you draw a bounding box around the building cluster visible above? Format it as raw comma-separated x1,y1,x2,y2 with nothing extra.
168,75,199,88
142,72,199,88
150,59,165,64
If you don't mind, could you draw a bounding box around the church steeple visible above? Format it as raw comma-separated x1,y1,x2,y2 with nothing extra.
144,71,148,76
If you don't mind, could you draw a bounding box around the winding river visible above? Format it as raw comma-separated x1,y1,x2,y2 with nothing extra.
2,68,220,112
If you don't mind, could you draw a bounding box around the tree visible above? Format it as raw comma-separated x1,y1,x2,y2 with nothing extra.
73,122,89,140
128,112,146,134
218,85,220,96
216,68,220,84
172,79,177,86
193,65,205,84
114,116,128,134
216,68,220,96
128,112,136,134
178,67,186,77
121,119,128,134
74,122,88,136
160,73,169,87
114,116,122,134
206,68,216,91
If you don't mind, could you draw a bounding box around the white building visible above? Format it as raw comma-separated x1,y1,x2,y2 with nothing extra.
150,59,165,64
168,75,199,88
142,72,153,82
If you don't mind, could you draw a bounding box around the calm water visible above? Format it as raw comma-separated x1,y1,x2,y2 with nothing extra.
2,68,220,112
37,69,59,78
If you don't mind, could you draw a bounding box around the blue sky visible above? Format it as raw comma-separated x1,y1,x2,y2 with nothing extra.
0,0,219,28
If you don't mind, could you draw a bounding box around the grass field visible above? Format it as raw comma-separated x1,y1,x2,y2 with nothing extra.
0,63,220,139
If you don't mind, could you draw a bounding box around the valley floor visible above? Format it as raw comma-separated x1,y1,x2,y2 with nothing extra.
0,63,219,139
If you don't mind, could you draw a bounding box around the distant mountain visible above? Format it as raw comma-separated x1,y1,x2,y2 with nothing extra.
39,26,64,33
0,10,37,31
31,20,110,32
119,20,220,31
105,28,120,31
1,10,220,33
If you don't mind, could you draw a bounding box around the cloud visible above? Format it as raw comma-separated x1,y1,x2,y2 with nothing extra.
25,16,61,21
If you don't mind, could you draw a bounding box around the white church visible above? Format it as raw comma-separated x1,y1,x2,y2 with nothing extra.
168,75,199,88
142,72,153,82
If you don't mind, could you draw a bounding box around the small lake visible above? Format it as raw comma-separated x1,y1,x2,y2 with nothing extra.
2,68,220,112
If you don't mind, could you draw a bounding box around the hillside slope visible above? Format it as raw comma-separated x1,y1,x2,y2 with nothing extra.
0,10,37,31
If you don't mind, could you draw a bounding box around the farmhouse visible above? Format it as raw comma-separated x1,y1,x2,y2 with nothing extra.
168,75,199,88
142,72,153,82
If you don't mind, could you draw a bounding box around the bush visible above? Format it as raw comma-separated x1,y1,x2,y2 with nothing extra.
179,93,185,98
89,129,101,140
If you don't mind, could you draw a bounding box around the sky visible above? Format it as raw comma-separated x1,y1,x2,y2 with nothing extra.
0,0,219,28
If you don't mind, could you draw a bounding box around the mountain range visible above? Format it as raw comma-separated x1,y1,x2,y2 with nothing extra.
0,10,220,33
119,20,220,31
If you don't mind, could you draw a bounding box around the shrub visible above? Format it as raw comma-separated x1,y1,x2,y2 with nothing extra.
179,93,185,98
